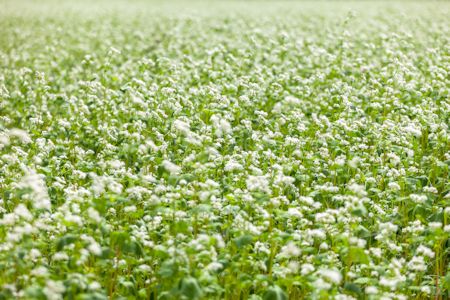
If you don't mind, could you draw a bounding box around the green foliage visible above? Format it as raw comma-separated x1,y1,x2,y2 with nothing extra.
263,285,287,300
0,1,448,299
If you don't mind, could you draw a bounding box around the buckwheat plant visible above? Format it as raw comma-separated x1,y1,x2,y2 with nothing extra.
0,1,449,299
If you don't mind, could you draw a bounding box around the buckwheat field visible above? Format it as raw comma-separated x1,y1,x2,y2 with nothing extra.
0,0,449,299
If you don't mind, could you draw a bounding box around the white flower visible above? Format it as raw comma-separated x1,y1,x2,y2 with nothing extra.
138,264,152,272
274,173,295,186
162,160,181,175
17,169,51,211
246,175,271,194
318,269,342,284
429,222,442,230
388,182,401,191
53,252,69,261
301,263,315,275
348,183,366,196
423,186,438,194
14,204,32,221
379,276,401,290
410,194,427,204
287,261,300,273
313,278,331,290
31,266,49,277
319,242,329,250
108,159,125,170
348,157,360,168
87,207,102,223
365,286,378,294
224,160,243,171
88,242,102,256
287,207,303,218
404,124,422,137
43,280,65,300
407,256,427,271
173,119,191,136
28,249,41,260
124,205,137,213
89,281,101,290
108,181,123,194
211,115,232,137
417,245,434,258
206,262,223,272
0,133,10,149
9,128,32,144
278,242,301,258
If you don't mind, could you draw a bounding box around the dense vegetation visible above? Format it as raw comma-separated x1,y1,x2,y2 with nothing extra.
0,1,449,299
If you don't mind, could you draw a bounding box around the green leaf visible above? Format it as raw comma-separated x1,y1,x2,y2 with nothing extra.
119,280,135,294
263,285,287,300
344,282,362,295
158,260,176,278
444,273,450,290
234,234,253,248
110,231,129,249
24,286,46,299
137,288,147,299
416,175,429,186
125,240,144,257
356,225,371,239
354,277,371,285
56,234,78,251
345,247,369,265
179,277,202,299
77,293,109,300
351,205,367,217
